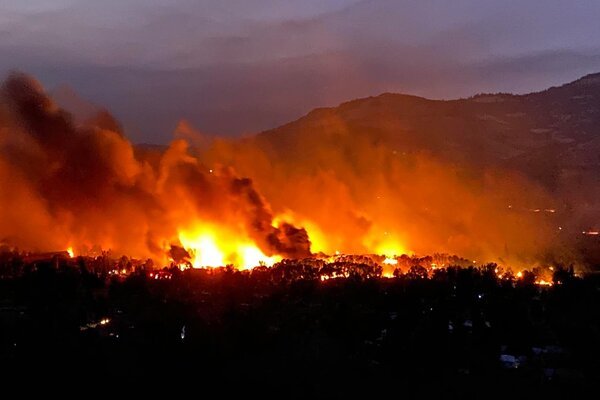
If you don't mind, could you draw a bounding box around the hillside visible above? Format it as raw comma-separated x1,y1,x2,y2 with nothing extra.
253,73,600,192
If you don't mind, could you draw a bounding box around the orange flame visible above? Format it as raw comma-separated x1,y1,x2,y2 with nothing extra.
178,224,280,269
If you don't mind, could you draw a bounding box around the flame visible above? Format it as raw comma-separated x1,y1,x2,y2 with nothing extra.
238,245,279,269
180,233,224,268
373,239,409,258
178,224,280,269
381,270,395,278
383,257,398,265
66,247,74,258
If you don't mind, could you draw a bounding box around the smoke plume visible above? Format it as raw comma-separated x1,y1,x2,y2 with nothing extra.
0,72,310,261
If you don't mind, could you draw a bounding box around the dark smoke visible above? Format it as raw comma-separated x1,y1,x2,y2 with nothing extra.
0,72,310,261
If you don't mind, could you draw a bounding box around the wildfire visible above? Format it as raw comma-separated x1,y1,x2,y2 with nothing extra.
178,224,280,270
370,234,411,259
273,212,331,254
381,270,396,278
0,74,587,276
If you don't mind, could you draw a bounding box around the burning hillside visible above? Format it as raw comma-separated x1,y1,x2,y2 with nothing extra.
0,72,594,270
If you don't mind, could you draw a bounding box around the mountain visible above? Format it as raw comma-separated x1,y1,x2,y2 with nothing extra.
252,72,600,192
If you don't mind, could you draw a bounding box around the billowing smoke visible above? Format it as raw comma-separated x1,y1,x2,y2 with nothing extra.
0,72,310,261
198,110,577,269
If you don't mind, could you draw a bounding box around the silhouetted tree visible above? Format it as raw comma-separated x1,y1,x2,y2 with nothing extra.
407,265,428,279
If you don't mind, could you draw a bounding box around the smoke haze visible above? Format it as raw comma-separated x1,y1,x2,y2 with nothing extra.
0,73,310,262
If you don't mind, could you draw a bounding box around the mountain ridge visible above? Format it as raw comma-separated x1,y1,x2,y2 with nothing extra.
261,72,600,133
253,72,600,185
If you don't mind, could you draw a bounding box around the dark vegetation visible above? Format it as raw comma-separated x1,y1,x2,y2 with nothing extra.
0,252,598,397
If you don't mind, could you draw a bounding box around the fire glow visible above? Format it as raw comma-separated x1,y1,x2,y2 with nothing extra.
0,73,586,273
177,224,280,269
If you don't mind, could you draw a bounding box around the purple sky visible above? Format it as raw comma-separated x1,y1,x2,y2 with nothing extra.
2,0,600,143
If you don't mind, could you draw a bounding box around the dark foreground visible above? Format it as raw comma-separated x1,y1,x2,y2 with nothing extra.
1,257,599,397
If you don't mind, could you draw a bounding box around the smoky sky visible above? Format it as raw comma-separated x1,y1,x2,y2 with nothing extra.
2,0,600,142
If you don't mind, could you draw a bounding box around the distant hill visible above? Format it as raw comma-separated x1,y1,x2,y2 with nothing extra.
253,72,600,193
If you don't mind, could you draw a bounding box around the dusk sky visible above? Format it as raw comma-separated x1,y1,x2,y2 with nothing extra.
2,0,600,143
